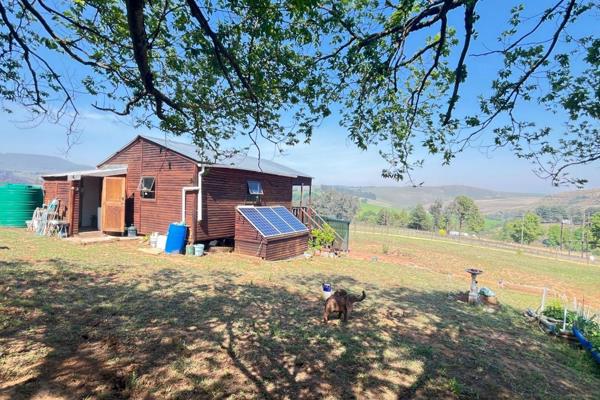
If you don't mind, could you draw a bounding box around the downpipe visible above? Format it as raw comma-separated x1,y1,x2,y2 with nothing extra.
181,165,207,223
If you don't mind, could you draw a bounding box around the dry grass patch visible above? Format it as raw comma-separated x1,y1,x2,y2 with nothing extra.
0,229,599,399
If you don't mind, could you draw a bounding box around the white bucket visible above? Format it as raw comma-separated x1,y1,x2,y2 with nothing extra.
194,243,205,256
149,232,159,248
156,235,167,250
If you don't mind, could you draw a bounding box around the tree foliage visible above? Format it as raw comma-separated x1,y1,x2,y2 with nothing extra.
408,204,432,230
446,195,483,233
311,189,359,221
504,212,544,244
535,205,569,223
0,1,598,185
429,199,445,230
590,212,600,248
0,0,330,154
319,0,599,186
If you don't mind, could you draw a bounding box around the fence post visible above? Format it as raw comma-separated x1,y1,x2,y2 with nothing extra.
540,287,547,312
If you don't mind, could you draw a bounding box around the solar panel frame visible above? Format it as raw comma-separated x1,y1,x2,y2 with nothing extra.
238,207,280,237
256,207,295,235
237,206,308,238
272,206,309,232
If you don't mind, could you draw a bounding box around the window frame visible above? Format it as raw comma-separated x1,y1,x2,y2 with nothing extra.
139,176,156,200
247,180,263,195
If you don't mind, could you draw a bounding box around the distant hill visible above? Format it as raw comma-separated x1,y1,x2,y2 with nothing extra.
349,185,541,208
325,184,600,216
0,153,92,184
535,189,600,210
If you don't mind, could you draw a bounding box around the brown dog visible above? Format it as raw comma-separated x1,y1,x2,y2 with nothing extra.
323,289,366,323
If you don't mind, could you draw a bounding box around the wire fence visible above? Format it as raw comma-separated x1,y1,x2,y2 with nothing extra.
351,222,599,266
350,222,600,315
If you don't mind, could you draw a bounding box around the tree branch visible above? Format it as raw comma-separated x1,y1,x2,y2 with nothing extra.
124,0,186,119
443,0,477,125
185,0,256,100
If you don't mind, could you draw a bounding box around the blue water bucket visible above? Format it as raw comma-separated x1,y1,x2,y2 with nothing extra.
164,224,188,254
194,243,205,256
322,283,332,300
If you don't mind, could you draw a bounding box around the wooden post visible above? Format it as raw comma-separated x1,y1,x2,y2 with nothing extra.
581,212,585,259
300,183,304,208
68,181,77,236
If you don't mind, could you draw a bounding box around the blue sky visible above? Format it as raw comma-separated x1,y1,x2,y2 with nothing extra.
1,1,598,194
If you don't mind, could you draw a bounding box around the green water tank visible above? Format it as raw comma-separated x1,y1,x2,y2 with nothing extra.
0,183,44,227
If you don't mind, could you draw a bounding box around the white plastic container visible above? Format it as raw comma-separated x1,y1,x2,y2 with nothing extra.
156,235,167,250
149,232,159,248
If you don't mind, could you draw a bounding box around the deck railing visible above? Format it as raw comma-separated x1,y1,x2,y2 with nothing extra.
291,206,349,251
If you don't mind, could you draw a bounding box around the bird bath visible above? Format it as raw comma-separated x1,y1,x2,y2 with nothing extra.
465,268,483,304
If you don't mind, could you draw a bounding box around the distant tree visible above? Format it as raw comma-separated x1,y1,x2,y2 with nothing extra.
504,213,544,245
447,196,484,233
390,209,410,228
356,210,377,224
312,190,358,221
545,225,562,248
376,209,391,226
408,205,432,231
535,205,568,223
589,212,600,248
429,200,445,230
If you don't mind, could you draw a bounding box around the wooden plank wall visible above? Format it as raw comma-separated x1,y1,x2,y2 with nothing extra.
197,168,294,241
43,178,70,218
71,181,80,235
234,212,267,257
265,234,309,261
42,178,80,234
99,138,197,236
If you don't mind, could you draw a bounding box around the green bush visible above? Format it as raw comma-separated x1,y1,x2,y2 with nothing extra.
542,304,577,326
310,223,336,249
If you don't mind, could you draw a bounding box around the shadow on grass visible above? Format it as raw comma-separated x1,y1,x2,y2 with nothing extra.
0,259,599,399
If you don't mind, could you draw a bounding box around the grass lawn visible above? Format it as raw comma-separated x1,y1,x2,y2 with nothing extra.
356,201,400,216
1,228,599,399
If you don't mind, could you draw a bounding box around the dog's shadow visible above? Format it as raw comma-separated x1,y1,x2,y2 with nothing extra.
0,246,9,250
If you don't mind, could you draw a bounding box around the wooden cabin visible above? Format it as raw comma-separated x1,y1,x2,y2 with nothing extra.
41,135,312,258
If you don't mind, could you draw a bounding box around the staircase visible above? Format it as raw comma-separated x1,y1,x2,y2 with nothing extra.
291,206,349,251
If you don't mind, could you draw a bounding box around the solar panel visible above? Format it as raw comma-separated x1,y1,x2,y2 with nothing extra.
273,206,308,232
238,206,308,238
257,207,295,234
238,207,280,237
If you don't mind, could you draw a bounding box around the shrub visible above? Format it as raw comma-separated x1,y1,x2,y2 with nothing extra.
382,244,389,254
310,223,336,249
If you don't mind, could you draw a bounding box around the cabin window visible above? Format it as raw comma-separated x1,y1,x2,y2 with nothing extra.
247,181,263,195
139,176,156,199
246,180,263,204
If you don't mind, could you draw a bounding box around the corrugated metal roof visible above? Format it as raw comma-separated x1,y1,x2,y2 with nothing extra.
140,135,311,179
42,166,127,181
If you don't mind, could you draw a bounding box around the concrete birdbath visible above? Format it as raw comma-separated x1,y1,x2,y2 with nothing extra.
465,268,483,304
